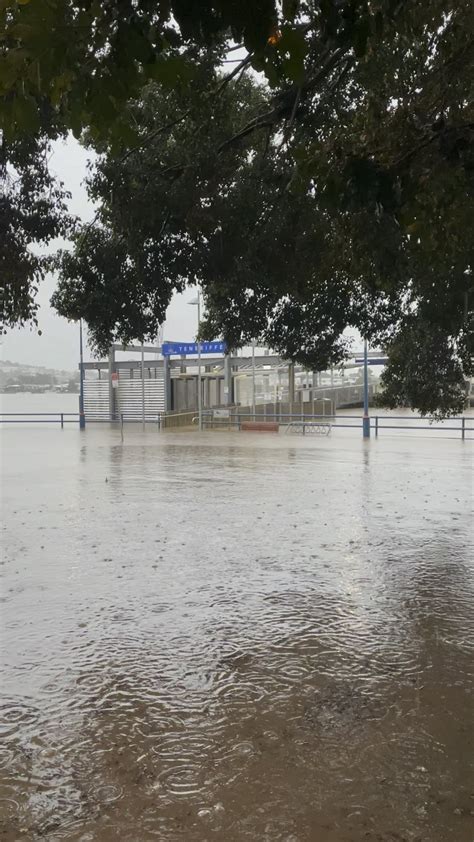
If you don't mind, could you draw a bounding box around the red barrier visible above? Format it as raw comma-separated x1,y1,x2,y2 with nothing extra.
240,421,279,433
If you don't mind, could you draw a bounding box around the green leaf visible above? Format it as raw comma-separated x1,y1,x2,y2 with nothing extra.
275,27,308,83
374,10,384,38
0,49,30,91
354,15,371,58
145,55,194,88
263,61,280,88
251,55,266,73
282,0,298,21
123,23,154,63
11,93,40,133
320,0,339,40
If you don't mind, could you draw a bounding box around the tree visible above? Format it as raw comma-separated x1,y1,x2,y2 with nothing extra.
3,0,474,413
1,1,412,145
52,73,273,349
1,133,71,332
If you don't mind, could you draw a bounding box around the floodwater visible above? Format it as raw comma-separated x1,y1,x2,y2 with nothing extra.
1,425,473,841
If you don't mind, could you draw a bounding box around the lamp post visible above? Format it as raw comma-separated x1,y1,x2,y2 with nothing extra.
251,339,256,419
141,342,145,430
363,338,370,438
188,291,202,431
79,319,86,430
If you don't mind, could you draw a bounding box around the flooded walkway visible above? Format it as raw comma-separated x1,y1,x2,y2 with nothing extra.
1,428,473,840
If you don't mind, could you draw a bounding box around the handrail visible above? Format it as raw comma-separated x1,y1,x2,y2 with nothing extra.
1,410,472,439
0,411,80,429
0,412,79,416
285,420,331,436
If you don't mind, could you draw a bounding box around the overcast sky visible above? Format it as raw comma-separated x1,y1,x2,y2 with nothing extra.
2,135,200,370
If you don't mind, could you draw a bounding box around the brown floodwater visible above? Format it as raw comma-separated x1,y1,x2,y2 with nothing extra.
1,425,473,841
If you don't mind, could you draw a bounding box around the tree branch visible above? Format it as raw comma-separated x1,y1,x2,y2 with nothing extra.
217,46,349,153
393,122,474,170
214,54,253,94
118,54,254,166
119,112,192,165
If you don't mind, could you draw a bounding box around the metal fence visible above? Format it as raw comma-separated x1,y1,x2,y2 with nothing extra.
0,412,79,427
1,410,472,439
194,412,474,440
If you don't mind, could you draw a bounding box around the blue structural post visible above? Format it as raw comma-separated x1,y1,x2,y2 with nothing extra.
363,338,370,438
163,354,171,413
79,319,86,430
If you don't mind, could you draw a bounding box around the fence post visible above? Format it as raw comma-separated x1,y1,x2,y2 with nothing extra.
375,416,378,437
60,413,64,429
461,417,465,440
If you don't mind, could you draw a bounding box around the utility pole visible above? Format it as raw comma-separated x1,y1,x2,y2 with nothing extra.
363,338,370,438
79,319,86,430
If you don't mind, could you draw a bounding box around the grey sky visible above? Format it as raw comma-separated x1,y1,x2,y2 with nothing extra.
2,136,200,370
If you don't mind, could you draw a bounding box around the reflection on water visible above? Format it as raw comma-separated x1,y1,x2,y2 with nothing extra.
1,428,473,841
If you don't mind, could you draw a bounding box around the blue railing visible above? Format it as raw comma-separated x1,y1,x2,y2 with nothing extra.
0,412,79,427
200,412,474,440
1,411,472,439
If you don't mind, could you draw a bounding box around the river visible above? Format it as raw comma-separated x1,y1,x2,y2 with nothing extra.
0,421,473,840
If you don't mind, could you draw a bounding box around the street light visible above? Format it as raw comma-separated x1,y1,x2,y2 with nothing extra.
251,339,256,419
141,342,145,431
363,338,370,438
188,291,202,431
79,318,86,430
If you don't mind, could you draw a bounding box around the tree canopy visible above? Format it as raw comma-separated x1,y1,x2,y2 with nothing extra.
2,0,474,414
1,133,71,331
1,0,421,145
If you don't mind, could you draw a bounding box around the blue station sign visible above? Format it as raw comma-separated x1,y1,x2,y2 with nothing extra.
162,341,227,356
354,356,388,366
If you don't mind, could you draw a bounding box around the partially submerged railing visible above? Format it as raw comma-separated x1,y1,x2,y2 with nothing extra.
285,420,331,436
1,410,472,439
0,412,79,427
193,411,473,439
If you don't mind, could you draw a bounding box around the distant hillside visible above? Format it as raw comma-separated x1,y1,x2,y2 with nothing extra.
0,359,79,389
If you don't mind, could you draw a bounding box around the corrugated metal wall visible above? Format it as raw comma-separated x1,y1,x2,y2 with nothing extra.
117,378,164,418
83,375,165,419
83,380,109,419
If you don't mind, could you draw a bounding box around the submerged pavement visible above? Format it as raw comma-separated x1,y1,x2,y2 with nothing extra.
1,426,473,841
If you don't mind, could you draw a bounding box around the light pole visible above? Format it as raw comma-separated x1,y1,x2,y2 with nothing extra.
79,318,86,430
363,337,370,438
188,291,202,431
141,342,145,430
251,339,256,419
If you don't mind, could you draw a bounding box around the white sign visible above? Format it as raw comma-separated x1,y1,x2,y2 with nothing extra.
214,409,230,419
111,372,119,388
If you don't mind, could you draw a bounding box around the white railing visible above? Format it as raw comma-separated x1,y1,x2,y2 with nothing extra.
284,420,331,436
